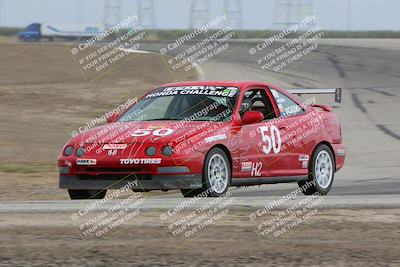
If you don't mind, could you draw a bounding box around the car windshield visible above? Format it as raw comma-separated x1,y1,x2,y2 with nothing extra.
118,86,239,122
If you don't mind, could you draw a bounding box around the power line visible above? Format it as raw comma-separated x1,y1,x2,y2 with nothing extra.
347,0,352,31
78,0,83,31
138,0,156,29
273,0,316,30
190,0,209,29
104,0,122,29
224,0,242,29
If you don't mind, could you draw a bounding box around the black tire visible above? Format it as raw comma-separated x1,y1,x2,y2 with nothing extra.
180,148,231,198
298,144,335,195
203,147,231,197
131,189,150,193
180,188,204,198
68,189,107,200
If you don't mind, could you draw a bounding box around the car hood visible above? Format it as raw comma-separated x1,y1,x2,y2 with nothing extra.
71,121,227,146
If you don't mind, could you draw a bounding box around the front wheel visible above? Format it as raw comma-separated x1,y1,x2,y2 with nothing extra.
179,148,231,198
68,189,107,200
203,148,231,197
298,144,335,195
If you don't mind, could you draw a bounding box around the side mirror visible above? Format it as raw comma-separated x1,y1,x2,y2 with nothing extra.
242,111,264,125
106,113,119,123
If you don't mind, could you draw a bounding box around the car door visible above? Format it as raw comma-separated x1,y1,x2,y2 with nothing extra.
269,87,314,176
235,87,288,178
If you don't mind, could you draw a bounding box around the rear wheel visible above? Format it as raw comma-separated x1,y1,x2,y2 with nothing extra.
68,189,107,200
298,144,335,195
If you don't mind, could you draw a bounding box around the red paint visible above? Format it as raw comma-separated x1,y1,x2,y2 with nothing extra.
58,81,345,184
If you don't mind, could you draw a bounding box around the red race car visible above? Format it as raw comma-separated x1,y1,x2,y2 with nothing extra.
58,81,345,199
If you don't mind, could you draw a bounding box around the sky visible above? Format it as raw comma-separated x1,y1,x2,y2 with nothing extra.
0,0,399,31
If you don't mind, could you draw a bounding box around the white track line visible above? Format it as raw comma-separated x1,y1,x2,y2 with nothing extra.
119,48,153,54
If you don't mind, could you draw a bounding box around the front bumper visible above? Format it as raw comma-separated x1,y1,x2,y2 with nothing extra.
59,173,203,190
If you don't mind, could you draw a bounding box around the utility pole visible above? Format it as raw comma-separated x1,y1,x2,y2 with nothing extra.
0,0,3,27
190,0,209,29
347,0,352,31
224,0,242,29
104,0,122,29
78,0,83,33
273,0,316,30
138,0,156,29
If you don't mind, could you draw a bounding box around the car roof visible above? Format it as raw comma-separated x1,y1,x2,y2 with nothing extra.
160,81,274,91
149,80,302,104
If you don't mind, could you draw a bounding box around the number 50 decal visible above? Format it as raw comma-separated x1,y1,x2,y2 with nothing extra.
259,126,281,154
131,128,173,137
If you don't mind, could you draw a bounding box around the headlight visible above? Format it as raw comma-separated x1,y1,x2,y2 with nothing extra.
162,146,174,156
146,146,156,156
64,146,74,156
76,147,85,157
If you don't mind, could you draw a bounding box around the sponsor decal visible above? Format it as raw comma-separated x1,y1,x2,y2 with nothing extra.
120,158,162,165
299,155,310,161
149,125,163,129
299,155,309,169
76,159,97,165
205,134,227,143
276,98,286,104
302,161,309,169
271,89,280,98
241,161,252,172
277,103,285,113
337,148,346,157
146,86,238,98
103,144,127,150
65,160,72,167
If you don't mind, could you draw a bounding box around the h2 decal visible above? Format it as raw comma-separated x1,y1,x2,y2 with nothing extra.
251,162,262,177
260,125,281,154
108,149,118,156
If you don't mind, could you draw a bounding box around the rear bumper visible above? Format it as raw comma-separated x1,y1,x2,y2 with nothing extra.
59,174,203,190
332,144,346,171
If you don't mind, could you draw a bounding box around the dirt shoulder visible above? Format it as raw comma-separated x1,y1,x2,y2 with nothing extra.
0,43,195,201
0,209,398,266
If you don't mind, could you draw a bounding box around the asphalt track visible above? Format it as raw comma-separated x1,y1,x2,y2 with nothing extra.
135,39,400,198
2,39,400,209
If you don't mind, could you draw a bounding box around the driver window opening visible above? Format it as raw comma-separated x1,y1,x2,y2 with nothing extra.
239,89,276,120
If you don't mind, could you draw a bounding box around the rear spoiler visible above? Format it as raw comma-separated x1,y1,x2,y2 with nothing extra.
287,88,342,103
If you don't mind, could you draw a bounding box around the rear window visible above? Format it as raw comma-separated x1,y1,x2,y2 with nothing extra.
270,89,305,118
